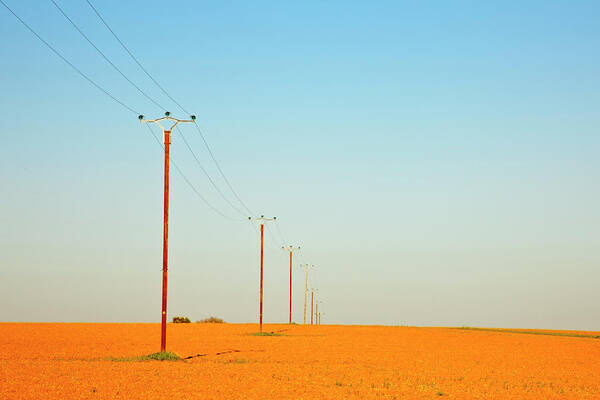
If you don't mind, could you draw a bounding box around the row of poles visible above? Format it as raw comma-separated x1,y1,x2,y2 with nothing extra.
256,229,322,333
302,264,322,326
140,113,323,352
0,0,317,354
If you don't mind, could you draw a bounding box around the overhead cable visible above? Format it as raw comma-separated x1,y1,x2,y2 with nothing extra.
143,124,246,222
85,0,255,216
0,0,139,115
49,0,166,112
86,0,190,115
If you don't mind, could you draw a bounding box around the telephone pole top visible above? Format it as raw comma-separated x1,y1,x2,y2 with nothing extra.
139,112,196,136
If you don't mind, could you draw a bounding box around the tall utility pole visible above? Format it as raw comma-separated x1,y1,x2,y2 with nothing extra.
310,288,314,325
317,301,323,325
139,112,195,353
299,264,313,324
250,215,276,332
282,245,300,324
313,288,319,325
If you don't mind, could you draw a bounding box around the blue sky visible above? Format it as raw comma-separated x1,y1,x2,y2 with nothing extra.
1,1,599,329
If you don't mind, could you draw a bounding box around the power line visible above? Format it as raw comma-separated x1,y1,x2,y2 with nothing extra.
3,0,308,286
0,0,139,115
143,124,245,222
175,125,246,216
83,0,255,217
275,221,287,246
265,226,284,251
3,0,265,230
1,0,246,223
60,0,254,222
56,0,255,221
192,122,255,216
85,0,189,115
49,0,166,112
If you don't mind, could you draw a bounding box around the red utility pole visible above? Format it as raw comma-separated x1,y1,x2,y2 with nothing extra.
317,301,323,325
251,215,276,333
313,289,319,326
282,246,300,324
161,129,170,352
311,289,314,325
289,251,291,323
260,223,264,332
140,113,195,352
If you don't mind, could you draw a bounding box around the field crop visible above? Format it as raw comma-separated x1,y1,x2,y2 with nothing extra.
1,323,599,399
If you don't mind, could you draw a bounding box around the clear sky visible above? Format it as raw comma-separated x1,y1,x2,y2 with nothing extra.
1,1,599,330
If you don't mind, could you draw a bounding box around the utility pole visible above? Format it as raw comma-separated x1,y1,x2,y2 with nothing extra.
139,112,195,353
313,288,319,326
317,301,323,325
299,264,313,324
282,245,300,324
250,215,276,333
311,288,314,325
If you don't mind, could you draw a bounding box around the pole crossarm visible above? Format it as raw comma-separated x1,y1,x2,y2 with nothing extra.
139,112,196,132
250,215,277,223
282,245,300,253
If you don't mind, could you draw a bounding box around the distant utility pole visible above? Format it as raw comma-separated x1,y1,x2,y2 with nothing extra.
317,301,323,325
314,289,319,326
282,245,300,324
139,112,195,353
299,264,313,324
311,289,314,325
250,215,276,332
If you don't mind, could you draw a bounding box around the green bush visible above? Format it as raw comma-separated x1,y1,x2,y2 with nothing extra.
196,316,224,323
172,316,191,323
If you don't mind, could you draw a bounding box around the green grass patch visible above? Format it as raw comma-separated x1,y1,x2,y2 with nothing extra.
196,316,225,323
225,358,249,364
104,351,182,362
251,332,285,337
456,327,600,339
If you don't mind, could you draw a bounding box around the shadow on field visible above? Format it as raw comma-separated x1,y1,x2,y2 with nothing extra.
55,349,266,362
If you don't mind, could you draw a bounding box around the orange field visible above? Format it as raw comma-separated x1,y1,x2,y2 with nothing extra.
1,323,599,399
